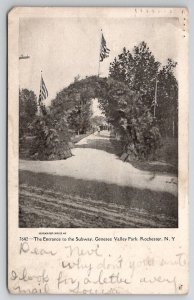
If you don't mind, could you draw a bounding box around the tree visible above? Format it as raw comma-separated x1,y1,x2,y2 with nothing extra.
98,78,161,160
157,59,178,137
19,89,73,160
67,101,92,135
74,74,81,82
109,42,178,138
109,47,135,85
109,42,160,107
29,112,72,160
19,88,37,138
50,76,100,135
91,115,106,127
132,42,160,107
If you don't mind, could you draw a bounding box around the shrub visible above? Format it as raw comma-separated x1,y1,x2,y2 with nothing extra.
29,112,72,160
99,78,162,160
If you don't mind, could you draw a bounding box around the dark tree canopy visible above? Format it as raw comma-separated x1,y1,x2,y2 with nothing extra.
109,42,160,107
28,113,72,160
91,115,107,127
157,59,178,137
50,76,161,160
50,76,107,134
109,41,178,137
98,78,161,160
19,88,37,138
19,88,72,160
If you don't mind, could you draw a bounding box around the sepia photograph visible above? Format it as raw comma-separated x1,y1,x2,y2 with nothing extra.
18,15,179,228
8,7,189,295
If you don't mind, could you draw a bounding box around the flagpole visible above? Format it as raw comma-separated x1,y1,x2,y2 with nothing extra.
39,70,43,105
37,70,42,116
98,29,102,77
154,76,158,118
97,56,101,77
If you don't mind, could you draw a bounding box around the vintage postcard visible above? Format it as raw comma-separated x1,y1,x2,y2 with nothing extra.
8,7,189,294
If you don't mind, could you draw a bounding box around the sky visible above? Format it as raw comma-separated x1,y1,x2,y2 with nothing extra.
19,16,180,110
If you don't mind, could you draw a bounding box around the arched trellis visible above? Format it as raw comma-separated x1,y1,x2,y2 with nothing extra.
29,76,110,160
48,76,161,161
49,76,110,135
28,75,161,161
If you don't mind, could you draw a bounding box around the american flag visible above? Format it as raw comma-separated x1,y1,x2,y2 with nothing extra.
100,33,110,62
38,73,48,105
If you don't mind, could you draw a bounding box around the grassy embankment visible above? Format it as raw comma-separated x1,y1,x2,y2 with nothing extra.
19,170,178,228
111,137,178,175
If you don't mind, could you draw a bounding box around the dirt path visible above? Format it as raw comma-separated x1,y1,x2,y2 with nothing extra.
19,130,178,228
19,130,178,196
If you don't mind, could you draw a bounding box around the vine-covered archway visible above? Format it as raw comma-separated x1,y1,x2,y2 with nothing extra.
29,75,161,161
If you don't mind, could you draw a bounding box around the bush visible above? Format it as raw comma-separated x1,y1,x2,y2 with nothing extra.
29,112,72,160
99,78,162,160
19,89,37,138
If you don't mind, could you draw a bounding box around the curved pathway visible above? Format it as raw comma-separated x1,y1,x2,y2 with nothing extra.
20,130,177,196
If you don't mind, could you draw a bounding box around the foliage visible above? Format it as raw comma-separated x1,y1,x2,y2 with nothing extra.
29,112,72,160
98,78,161,160
109,42,178,137
19,89,72,160
19,74,163,161
19,41,178,162
19,89,37,138
157,59,178,137
74,74,81,82
50,75,161,160
67,102,92,134
50,76,104,135
109,42,160,107
90,115,106,127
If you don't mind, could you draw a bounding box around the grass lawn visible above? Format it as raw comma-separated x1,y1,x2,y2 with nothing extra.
157,137,178,167
114,137,178,175
71,131,93,144
19,170,178,228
